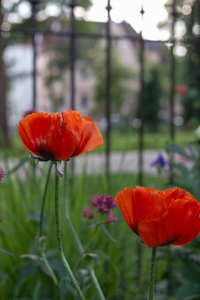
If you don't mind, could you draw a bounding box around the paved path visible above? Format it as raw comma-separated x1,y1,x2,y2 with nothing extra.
2,150,187,178
74,150,168,176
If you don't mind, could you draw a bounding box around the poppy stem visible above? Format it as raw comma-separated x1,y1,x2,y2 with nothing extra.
64,161,106,300
55,171,86,300
64,162,84,254
39,161,53,237
149,247,157,300
37,161,58,286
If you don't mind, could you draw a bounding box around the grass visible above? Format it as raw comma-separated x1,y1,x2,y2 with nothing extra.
107,126,195,152
0,158,168,300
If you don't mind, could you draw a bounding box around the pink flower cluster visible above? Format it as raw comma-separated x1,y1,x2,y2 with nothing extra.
0,167,5,183
0,168,4,222
81,193,118,224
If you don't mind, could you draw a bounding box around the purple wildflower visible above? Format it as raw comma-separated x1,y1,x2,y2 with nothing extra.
0,168,5,183
22,109,37,118
81,193,117,225
91,193,116,214
151,153,167,168
81,207,94,219
18,147,25,155
105,210,118,224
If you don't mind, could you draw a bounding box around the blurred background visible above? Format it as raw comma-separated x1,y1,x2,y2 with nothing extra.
0,0,200,150
1,1,200,300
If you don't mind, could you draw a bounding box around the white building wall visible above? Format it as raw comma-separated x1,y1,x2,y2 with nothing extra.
4,44,33,129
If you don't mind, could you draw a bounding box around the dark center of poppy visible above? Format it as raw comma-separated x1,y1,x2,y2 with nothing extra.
36,147,55,160
132,224,139,236
160,235,180,247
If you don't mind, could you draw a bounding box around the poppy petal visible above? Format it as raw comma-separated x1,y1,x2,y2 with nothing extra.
160,187,187,202
139,198,200,248
170,198,200,246
71,115,103,157
115,187,136,232
61,110,81,142
18,112,77,161
115,186,167,235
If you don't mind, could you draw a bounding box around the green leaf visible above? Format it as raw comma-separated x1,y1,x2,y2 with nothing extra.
187,143,197,160
173,162,190,176
98,223,118,243
78,221,99,235
0,247,15,256
20,254,42,261
6,158,29,176
84,252,100,264
165,143,195,160
175,284,200,300
175,261,200,285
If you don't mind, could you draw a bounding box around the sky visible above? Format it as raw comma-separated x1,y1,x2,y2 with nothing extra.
85,0,169,41
4,0,172,41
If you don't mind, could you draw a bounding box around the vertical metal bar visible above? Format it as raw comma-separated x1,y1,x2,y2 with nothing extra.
138,6,145,186
69,0,76,111
169,0,177,184
105,0,112,179
195,2,200,96
167,5,177,294
170,0,176,142
0,0,11,147
136,6,145,288
69,0,76,181
30,0,38,110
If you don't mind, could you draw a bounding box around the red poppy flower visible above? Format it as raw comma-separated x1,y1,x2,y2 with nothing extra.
115,186,200,248
18,110,103,161
174,84,188,95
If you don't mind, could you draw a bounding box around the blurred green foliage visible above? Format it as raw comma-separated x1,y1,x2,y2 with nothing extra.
140,65,162,131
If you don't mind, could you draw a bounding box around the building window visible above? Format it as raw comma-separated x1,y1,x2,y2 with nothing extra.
81,95,88,109
80,67,89,80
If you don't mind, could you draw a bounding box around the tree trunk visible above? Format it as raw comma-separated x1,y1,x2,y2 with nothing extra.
0,1,11,148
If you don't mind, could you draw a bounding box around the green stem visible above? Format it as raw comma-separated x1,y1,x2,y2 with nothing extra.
37,161,57,285
64,161,106,300
55,171,86,300
136,240,143,285
64,162,84,254
88,265,106,300
39,161,53,237
149,247,157,300
84,224,98,252
41,249,58,285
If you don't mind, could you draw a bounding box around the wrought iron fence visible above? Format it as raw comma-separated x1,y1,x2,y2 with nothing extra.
1,0,199,184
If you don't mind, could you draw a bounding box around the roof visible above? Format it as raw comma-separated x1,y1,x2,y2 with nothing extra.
40,20,164,56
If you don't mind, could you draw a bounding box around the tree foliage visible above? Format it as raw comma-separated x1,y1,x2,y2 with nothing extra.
93,48,135,118
163,0,200,126
138,64,162,131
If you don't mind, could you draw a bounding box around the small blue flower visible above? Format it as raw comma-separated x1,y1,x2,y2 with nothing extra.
151,153,167,168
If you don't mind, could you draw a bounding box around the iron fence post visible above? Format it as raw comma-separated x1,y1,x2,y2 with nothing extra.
136,6,145,288
138,6,145,187
105,0,112,181
69,0,76,111
69,0,77,182
195,1,200,97
169,0,177,184
30,0,38,110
